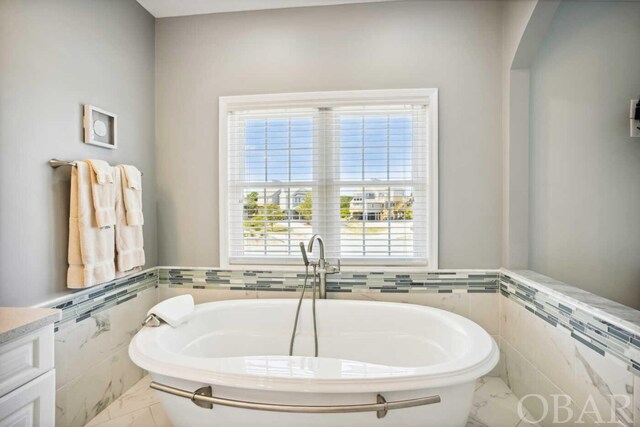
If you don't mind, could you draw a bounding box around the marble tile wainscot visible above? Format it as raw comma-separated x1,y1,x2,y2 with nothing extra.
37,265,640,427
499,270,640,426
38,269,160,427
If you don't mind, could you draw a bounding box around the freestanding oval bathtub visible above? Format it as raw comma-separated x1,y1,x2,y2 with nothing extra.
129,299,498,427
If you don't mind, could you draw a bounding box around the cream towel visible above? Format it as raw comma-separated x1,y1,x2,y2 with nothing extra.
115,166,145,275
86,159,116,228
67,161,116,288
118,165,144,226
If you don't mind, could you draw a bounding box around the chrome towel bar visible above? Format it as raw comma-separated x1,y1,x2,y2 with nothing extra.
49,159,143,175
49,159,80,169
150,381,441,419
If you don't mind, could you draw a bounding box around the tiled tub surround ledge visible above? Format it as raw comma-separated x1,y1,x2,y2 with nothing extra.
40,269,160,427
42,266,640,426
39,269,158,330
501,270,640,376
500,270,640,426
505,270,640,335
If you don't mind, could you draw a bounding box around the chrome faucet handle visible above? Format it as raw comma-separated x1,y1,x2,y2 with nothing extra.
325,259,341,274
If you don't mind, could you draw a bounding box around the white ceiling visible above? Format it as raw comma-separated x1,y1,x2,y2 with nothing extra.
136,0,401,18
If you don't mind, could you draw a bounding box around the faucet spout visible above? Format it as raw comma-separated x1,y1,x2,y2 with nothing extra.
307,234,325,262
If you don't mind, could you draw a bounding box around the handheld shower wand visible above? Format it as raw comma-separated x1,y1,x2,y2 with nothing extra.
289,241,319,357
299,242,310,266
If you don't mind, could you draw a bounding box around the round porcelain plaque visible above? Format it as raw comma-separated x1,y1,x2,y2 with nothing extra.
93,119,107,137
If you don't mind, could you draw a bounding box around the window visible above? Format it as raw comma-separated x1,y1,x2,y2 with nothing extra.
220,89,438,268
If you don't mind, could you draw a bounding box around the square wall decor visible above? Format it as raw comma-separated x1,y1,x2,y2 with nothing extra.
83,104,117,149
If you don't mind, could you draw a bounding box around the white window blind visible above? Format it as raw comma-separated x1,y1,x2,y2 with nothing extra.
224,93,434,267
228,108,319,261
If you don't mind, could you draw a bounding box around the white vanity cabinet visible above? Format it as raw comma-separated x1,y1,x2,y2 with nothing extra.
0,309,60,427
0,369,55,427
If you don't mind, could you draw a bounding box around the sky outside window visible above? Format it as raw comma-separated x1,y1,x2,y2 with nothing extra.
244,117,314,183
243,114,413,184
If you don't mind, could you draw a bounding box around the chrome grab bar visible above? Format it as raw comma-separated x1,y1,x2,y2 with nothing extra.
150,381,441,419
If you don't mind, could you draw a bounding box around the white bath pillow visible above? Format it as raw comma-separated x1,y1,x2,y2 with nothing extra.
147,295,195,327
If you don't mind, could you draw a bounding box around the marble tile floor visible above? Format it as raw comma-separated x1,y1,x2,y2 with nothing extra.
84,375,538,427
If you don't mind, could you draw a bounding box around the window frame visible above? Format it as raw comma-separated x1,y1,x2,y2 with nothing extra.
219,88,438,270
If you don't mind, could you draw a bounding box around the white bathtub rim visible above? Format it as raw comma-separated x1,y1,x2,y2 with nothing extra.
132,339,498,393
130,299,499,393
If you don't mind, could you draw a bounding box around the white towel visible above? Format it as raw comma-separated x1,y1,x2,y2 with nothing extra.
146,295,195,328
114,167,145,275
67,161,116,288
85,159,116,228
118,165,143,226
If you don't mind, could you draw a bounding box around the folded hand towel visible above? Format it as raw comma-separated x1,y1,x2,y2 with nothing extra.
89,161,113,184
86,159,116,227
146,295,195,328
114,167,145,275
67,161,116,288
121,164,141,190
117,165,144,226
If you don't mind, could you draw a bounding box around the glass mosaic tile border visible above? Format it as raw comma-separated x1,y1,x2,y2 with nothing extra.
158,268,500,293
501,272,640,376
48,270,158,331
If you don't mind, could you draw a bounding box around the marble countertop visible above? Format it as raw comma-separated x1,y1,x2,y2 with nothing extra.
0,307,61,345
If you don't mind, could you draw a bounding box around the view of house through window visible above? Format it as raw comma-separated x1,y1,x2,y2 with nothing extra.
227,100,431,265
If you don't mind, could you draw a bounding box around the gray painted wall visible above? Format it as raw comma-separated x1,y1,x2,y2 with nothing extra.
500,0,535,270
0,0,157,306
530,1,640,308
155,0,503,269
